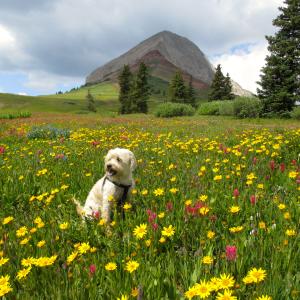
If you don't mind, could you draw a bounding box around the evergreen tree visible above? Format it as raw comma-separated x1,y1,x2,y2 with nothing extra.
169,70,187,103
224,73,235,100
257,0,300,114
209,64,226,101
86,90,96,112
186,75,197,107
118,65,133,114
132,62,150,113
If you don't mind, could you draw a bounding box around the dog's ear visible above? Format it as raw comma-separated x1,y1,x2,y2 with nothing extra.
128,151,137,171
104,149,113,162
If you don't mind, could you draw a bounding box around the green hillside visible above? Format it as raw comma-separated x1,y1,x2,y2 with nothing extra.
0,76,209,114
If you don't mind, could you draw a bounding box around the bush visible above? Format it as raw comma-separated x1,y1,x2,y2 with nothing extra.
27,125,70,140
290,106,300,120
233,97,262,118
197,101,220,115
0,112,31,119
155,102,195,118
197,100,234,116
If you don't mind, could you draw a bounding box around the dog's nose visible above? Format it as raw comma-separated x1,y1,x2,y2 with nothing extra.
107,164,112,169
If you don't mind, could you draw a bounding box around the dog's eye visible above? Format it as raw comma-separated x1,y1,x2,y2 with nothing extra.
116,157,122,162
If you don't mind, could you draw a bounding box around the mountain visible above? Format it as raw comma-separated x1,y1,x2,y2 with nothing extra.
86,30,252,96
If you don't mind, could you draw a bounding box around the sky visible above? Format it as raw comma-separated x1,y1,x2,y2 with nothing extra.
0,0,283,96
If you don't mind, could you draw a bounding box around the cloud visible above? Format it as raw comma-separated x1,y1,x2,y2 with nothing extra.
212,42,268,93
0,0,284,94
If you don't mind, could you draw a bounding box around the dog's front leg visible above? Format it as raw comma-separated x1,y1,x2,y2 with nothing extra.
101,195,112,223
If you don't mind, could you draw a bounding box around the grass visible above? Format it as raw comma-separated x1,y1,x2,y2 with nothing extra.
0,114,299,299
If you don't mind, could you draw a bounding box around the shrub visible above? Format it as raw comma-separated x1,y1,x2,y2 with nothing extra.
0,112,31,119
197,101,220,115
233,97,262,118
218,101,234,116
155,102,195,118
290,106,300,120
27,125,70,140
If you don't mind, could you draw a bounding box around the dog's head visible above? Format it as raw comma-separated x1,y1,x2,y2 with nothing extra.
104,148,136,179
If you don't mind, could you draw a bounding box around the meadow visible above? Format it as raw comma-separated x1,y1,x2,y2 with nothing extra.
0,114,299,300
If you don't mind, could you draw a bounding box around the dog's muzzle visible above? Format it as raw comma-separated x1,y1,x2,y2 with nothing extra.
106,164,117,176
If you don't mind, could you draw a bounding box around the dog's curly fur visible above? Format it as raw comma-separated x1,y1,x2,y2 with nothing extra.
74,148,136,222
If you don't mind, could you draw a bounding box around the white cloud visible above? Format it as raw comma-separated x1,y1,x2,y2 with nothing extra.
0,24,15,47
17,92,27,96
212,42,269,93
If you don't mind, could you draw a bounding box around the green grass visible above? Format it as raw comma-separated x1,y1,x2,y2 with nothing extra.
0,115,299,299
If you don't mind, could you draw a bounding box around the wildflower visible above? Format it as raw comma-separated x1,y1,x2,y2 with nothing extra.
199,194,208,202
133,224,147,239
161,225,175,237
16,267,31,280
169,187,179,194
34,255,57,267
216,290,237,300
283,212,291,219
20,238,30,245
259,222,266,230
2,216,13,225
159,237,166,243
289,171,297,179
233,189,239,198
123,203,132,210
286,229,296,236
78,242,91,254
158,212,165,219
117,295,128,300
209,277,220,291
250,195,256,205
207,231,215,239
21,257,36,267
0,257,9,266
153,188,164,196
278,203,286,210
193,280,212,298
199,207,210,215
98,218,106,226
61,184,69,190
145,239,151,247
202,256,214,265
59,222,69,230
16,226,28,237
229,226,243,233
214,175,222,181
225,245,237,261
90,247,97,253
166,201,173,211
229,206,240,214
89,264,96,275
37,240,46,248
105,262,117,271
141,189,148,196
243,267,267,283
125,260,139,273
0,275,12,297
131,287,139,297
67,251,78,264
256,295,272,300
218,274,235,290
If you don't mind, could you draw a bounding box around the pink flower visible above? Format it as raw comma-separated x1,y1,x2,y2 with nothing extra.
89,264,96,275
280,163,285,172
233,189,239,198
269,160,276,171
92,211,100,219
253,157,258,165
152,223,158,231
166,201,173,212
0,146,5,155
250,195,256,205
226,245,237,261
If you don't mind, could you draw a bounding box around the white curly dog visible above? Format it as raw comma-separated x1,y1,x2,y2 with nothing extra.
74,148,136,222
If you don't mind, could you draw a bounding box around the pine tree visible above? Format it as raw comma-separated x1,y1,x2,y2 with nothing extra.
86,90,96,112
169,70,187,103
257,0,300,115
118,65,133,114
209,64,226,101
186,75,197,107
132,62,150,113
224,73,235,100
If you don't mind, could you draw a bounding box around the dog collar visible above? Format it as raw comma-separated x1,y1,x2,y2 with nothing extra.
103,176,132,189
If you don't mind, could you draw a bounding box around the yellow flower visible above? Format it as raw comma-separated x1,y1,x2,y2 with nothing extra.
285,229,296,236
117,295,128,300
33,255,57,267
125,260,139,273
193,280,212,298
20,238,30,245
123,203,132,210
199,194,208,202
61,184,69,190
105,262,117,271
159,237,166,243
16,267,31,280
145,239,151,247
229,226,243,233
199,207,210,215
131,287,139,297
59,222,69,230
0,275,12,297
169,187,179,194
185,286,198,299
202,256,214,265
133,224,147,239
67,251,78,264
98,218,107,226
259,222,266,230
257,183,264,189
278,203,286,210
37,240,46,248
207,231,215,239
229,206,240,214
153,188,164,196
161,225,175,237
30,227,37,234
247,267,267,283
141,189,148,196
2,216,14,225
214,175,222,181
158,212,165,219
216,289,237,300
217,274,235,290
185,199,192,206
283,212,291,219
289,171,297,179
90,247,97,253
16,226,28,237
256,295,272,300
0,257,9,266
78,242,91,254
21,257,36,267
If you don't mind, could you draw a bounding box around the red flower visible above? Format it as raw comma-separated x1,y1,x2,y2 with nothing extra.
0,146,5,154
89,264,96,275
226,245,237,261
233,189,239,198
280,163,285,172
166,201,173,212
250,195,256,205
269,160,276,171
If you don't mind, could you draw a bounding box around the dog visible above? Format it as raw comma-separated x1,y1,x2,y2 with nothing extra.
73,148,136,222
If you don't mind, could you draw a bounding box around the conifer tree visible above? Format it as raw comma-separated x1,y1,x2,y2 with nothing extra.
118,65,133,114
169,70,187,103
186,75,197,107
209,64,226,101
86,90,96,112
224,73,235,100
257,0,300,115
132,62,150,113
